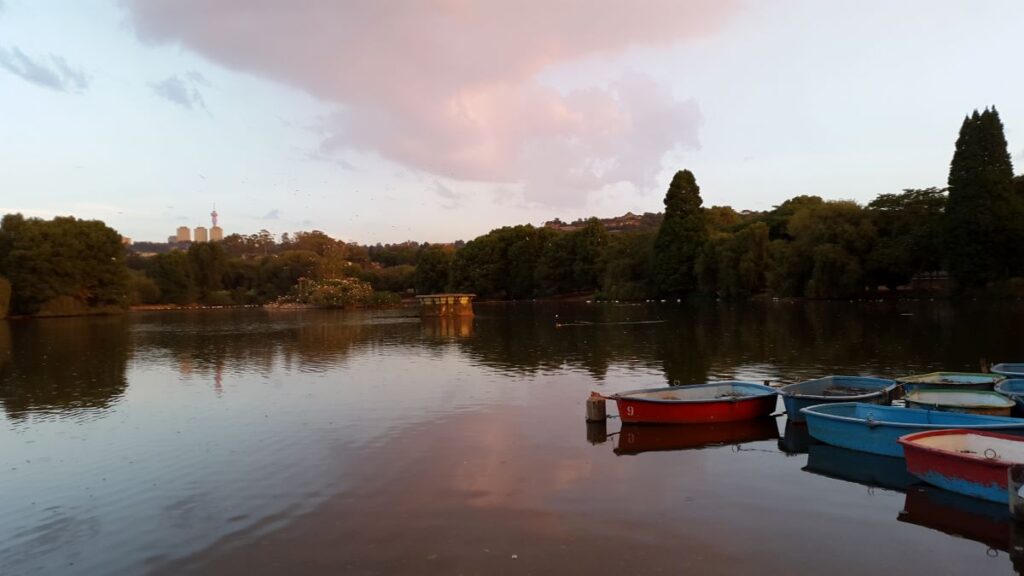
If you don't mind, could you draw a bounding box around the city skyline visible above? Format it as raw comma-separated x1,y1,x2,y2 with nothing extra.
1,1,1022,244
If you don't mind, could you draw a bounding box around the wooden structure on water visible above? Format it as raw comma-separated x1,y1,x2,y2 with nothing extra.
416,293,475,317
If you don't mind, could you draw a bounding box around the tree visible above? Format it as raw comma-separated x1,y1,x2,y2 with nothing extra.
0,276,10,318
414,244,453,294
652,170,708,296
865,188,947,288
449,225,552,298
763,195,824,240
291,230,343,257
259,250,323,299
944,107,1021,289
767,200,875,298
188,242,229,302
0,214,129,315
146,251,197,305
599,231,655,301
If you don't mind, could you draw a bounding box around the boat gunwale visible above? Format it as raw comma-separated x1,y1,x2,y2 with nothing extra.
894,371,1005,385
799,402,1024,430
995,379,1024,397
780,376,896,402
611,381,777,404
897,428,1024,468
903,390,1016,410
992,363,1024,378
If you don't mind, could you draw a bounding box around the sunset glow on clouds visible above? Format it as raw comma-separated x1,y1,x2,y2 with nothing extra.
1,1,1022,242
122,0,730,204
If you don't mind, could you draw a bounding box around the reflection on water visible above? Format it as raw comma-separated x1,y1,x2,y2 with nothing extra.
779,420,814,454
614,419,779,455
2,301,1024,575
900,485,1024,569
0,317,129,421
804,443,918,492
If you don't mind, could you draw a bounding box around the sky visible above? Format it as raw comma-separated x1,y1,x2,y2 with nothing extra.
1,0,1022,244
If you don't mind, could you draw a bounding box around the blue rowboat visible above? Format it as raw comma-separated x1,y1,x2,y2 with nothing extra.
992,363,1024,378
780,376,896,422
995,379,1024,416
903,389,1015,416
896,372,1003,394
800,402,1024,457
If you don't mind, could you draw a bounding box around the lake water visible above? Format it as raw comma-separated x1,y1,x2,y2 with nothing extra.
2,301,1023,575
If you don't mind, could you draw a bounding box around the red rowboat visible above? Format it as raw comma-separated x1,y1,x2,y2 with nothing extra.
898,429,1024,503
608,382,778,424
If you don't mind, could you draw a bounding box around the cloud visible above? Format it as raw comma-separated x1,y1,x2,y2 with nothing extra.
433,179,464,210
150,72,206,109
0,45,89,93
261,209,280,220
123,0,735,206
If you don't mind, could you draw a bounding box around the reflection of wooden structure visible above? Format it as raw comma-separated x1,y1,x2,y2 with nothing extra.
420,316,474,338
416,293,475,317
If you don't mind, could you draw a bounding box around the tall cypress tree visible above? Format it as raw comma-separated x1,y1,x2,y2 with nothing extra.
652,170,707,296
945,107,1020,289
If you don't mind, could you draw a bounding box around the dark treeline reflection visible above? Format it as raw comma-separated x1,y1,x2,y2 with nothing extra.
460,301,1024,384
130,309,424,379
0,316,130,419
3,301,1023,419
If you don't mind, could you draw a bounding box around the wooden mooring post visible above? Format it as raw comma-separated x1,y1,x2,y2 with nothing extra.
586,392,607,422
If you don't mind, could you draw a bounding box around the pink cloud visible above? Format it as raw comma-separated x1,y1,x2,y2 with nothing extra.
122,0,735,204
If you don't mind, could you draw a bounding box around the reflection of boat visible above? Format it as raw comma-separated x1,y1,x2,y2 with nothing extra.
610,382,778,424
779,420,814,454
993,363,1024,378
614,418,779,455
896,372,1003,393
801,403,1024,457
803,443,917,491
995,379,1024,416
899,429,1024,503
780,376,895,422
899,484,1012,552
903,390,1014,416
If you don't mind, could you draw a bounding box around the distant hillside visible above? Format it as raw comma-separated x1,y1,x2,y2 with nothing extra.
543,211,663,233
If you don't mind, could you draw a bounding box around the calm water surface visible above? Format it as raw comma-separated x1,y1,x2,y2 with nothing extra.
2,301,1024,575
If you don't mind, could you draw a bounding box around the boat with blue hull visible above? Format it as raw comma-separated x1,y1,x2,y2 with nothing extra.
899,429,1024,504
995,379,1024,415
993,363,1024,378
896,372,1003,393
800,403,1024,457
780,376,896,422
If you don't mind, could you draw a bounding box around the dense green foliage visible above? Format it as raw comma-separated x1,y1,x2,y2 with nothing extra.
0,276,10,319
944,108,1023,289
652,170,707,296
0,215,128,315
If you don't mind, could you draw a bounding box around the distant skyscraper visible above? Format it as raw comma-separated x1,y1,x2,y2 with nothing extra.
194,226,208,243
210,205,224,241
176,226,191,243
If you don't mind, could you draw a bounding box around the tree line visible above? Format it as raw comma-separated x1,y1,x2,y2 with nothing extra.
442,107,1024,300
0,107,1021,317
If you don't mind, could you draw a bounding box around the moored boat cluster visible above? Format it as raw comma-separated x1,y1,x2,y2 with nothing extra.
590,362,1024,514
